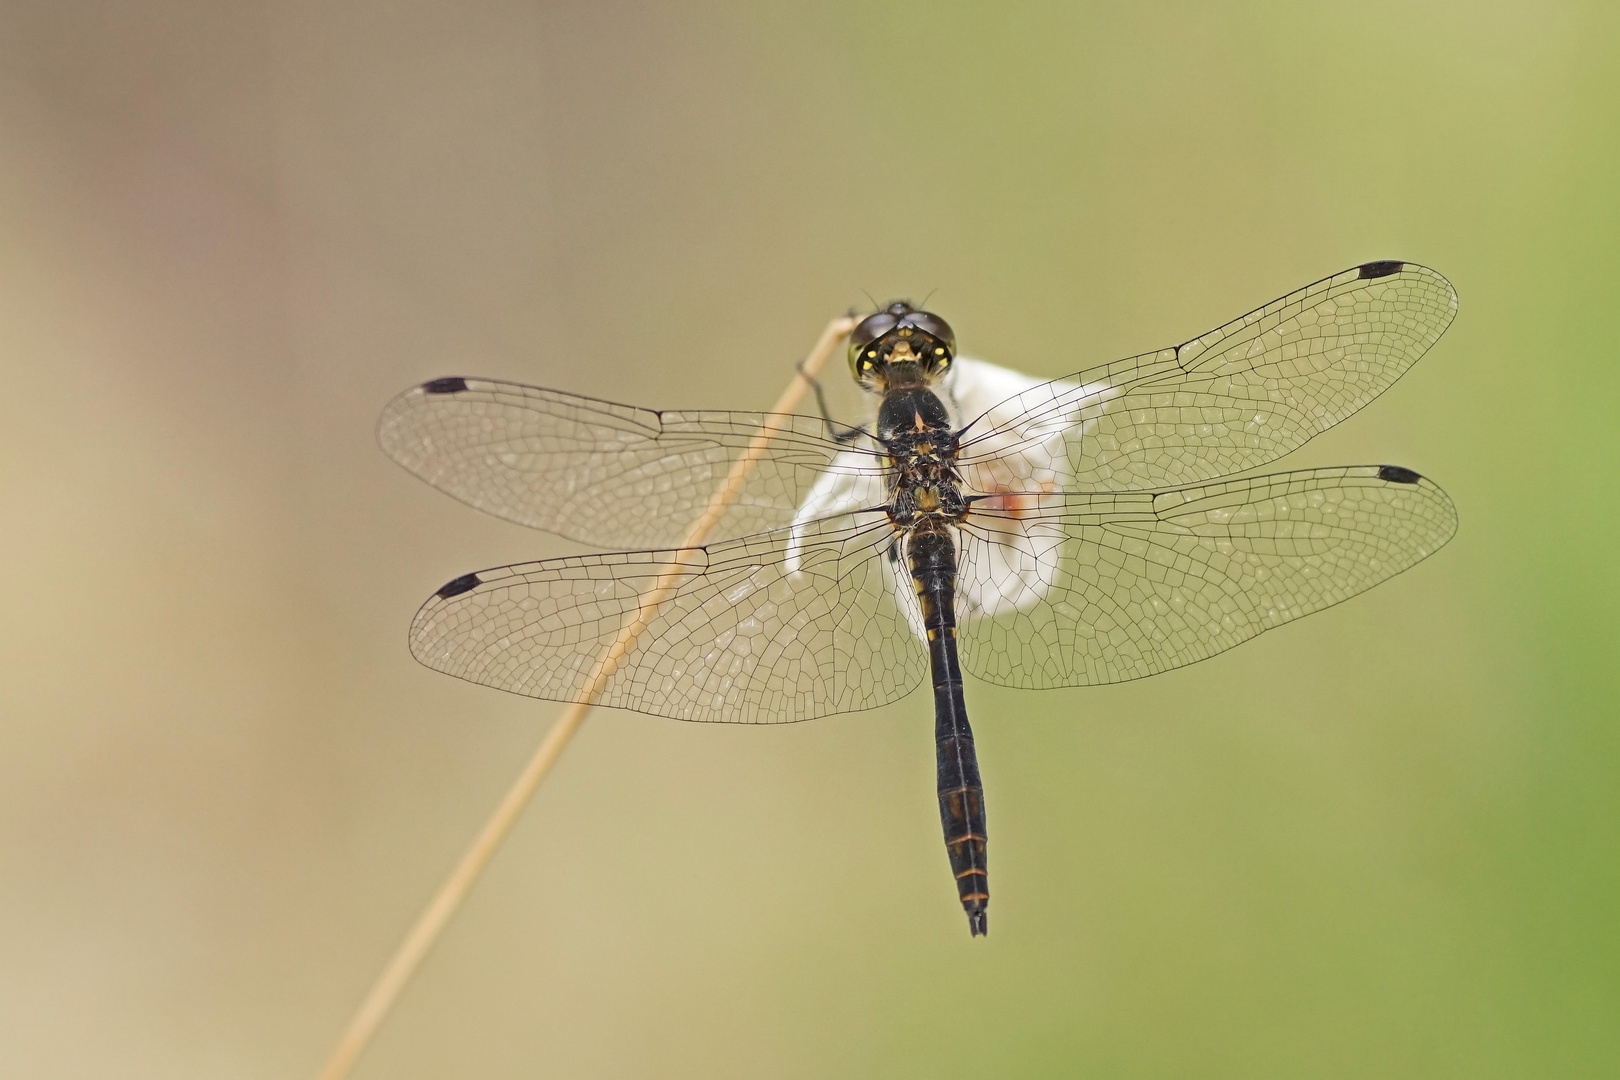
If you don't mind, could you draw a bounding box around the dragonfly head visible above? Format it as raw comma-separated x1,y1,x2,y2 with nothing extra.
848,301,956,389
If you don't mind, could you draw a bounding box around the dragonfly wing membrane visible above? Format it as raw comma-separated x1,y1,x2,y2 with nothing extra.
957,263,1457,491
409,513,928,723
378,378,865,549
954,466,1457,688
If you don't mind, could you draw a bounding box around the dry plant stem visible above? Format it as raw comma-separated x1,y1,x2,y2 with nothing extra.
316,313,858,1080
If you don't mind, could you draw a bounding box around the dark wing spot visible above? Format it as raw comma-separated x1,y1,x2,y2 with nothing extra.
1358,260,1405,280
1377,465,1422,484
436,572,482,598
423,377,469,395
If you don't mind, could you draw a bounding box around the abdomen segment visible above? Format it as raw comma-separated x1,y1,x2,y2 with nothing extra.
908,526,989,936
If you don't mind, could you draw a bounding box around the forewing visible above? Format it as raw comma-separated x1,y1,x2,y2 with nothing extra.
957,262,1457,492
378,378,869,548
955,465,1456,688
408,513,926,723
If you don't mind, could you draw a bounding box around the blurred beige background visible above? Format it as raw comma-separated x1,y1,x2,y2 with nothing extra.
2,2,1616,1077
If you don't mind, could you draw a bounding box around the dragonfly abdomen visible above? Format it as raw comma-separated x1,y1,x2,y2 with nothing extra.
907,524,988,937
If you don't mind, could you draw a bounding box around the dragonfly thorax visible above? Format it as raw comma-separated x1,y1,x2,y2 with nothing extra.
878,385,968,530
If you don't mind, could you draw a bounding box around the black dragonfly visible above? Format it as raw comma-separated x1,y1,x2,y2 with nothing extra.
378,260,1458,937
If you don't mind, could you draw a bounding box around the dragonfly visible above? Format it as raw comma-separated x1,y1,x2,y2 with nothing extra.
378,260,1458,937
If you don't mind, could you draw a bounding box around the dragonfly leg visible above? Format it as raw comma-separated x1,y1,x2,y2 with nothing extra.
796,357,868,445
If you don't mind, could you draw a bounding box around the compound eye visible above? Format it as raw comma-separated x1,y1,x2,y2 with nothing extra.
909,311,957,353
850,312,898,352
849,310,902,373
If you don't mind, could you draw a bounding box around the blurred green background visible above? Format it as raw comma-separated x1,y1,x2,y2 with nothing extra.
2,2,1616,1077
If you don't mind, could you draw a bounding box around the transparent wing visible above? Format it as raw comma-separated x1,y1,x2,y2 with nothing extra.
378,377,873,549
954,465,1456,688
408,512,925,723
956,262,1457,492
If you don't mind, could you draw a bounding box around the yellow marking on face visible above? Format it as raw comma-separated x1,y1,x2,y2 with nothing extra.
913,411,926,432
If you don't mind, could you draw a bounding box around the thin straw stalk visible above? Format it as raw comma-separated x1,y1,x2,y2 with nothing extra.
316,313,857,1080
